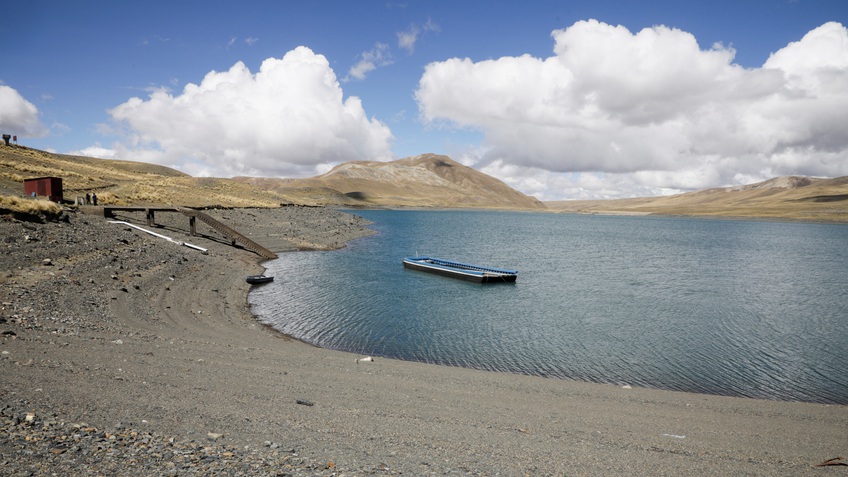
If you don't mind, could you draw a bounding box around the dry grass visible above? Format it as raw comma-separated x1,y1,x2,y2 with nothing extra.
546,177,848,222
3,145,846,221
0,146,286,208
0,194,62,215
234,154,546,210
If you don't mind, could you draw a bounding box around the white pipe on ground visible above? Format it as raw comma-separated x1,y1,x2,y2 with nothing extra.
108,220,208,254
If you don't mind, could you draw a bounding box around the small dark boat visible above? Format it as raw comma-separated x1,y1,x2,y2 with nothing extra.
402,256,518,283
246,275,274,285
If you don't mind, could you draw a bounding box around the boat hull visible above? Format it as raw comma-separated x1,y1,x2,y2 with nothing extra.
246,275,274,285
402,257,517,283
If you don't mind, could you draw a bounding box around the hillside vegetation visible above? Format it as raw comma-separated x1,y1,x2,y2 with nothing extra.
546,176,848,222
0,146,283,207
234,154,546,210
0,147,543,210
2,144,847,221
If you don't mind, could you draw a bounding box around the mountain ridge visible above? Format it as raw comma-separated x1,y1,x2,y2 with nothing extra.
545,175,848,222
1,144,846,221
235,154,545,209
0,147,544,210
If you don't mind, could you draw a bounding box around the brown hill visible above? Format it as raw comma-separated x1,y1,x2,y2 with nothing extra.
0,145,286,207
5,144,845,221
235,154,546,209
0,147,543,210
546,176,848,222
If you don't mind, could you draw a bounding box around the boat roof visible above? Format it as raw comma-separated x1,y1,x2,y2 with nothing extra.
403,256,518,275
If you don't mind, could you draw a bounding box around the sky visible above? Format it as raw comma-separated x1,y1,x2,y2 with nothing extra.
1,0,847,201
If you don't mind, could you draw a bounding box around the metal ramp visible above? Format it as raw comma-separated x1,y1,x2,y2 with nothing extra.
175,207,278,260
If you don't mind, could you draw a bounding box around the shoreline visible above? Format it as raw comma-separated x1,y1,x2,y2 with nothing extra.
2,206,846,476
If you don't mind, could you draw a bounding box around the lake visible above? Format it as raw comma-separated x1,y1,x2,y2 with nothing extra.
249,210,848,404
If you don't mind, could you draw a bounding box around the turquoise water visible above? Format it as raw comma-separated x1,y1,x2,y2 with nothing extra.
249,210,848,404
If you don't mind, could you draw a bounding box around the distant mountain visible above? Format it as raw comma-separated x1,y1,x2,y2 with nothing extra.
0,147,543,210
546,176,848,222
235,154,546,210
3,144,845,221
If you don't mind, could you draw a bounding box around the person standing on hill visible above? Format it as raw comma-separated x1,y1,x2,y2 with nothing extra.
92,193,98,206
85,193,91,205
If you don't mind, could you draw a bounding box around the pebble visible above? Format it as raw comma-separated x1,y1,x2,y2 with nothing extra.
0,404,360,476
0,208,392,477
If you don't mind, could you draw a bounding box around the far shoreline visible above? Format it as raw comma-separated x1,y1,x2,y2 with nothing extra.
3,205,845,476
253,206,846,406
341,203,848,225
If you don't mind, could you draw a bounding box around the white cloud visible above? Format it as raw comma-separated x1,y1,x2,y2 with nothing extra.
227,36,260,48
398,18,439,54
50,122,71,135
0,85,49,137
397,28,418,53
142,35,170,46
346,42,392,81
416,20,848,199
347,19,438,82
108,46,393,177
70,143,117,159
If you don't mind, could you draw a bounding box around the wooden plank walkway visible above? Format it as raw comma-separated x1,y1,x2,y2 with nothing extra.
174,207,278,259
95,206,278,260
101,206,178,227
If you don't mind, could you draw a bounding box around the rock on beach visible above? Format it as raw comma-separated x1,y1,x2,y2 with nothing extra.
1,205,845,476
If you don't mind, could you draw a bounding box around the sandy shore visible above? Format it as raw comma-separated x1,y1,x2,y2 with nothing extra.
1,206,846,476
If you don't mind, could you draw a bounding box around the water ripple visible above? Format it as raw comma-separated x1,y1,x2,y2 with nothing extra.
250,211,848,404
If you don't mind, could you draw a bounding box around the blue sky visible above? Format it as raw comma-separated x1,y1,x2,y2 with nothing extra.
1,0,846,200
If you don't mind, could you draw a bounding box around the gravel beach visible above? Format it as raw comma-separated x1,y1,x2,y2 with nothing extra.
1,206,845,476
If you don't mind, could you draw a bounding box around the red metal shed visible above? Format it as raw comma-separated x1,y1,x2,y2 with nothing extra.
23,177,63,202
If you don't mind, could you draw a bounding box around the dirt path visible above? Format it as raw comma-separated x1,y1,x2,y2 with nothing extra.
2,207,845,476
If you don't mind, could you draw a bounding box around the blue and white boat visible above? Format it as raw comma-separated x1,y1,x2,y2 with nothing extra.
402,256,518,283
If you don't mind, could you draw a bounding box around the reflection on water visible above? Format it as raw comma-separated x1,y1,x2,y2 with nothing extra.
250,210,848,404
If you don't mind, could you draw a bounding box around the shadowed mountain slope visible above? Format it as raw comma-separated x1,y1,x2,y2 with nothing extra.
0,147,543,209
235,154,546,210
3,144,846,221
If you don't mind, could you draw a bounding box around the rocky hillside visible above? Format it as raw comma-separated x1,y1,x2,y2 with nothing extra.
0,145,285,207
0,147,543,210
546,176,848,222
236,154,545,209
4,144,846,221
